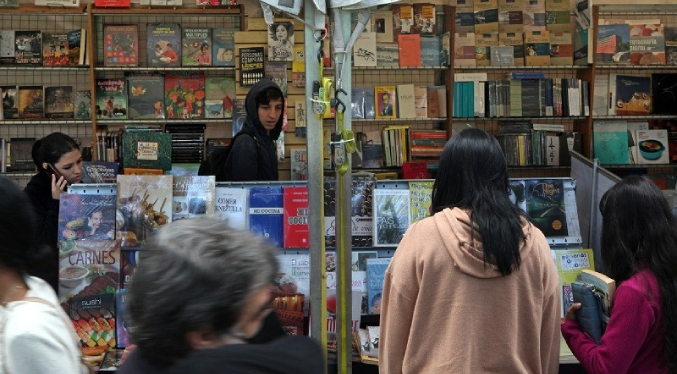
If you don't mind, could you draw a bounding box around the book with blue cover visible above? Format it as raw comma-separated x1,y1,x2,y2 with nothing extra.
365,257,391,315
58,193,117,242
81,161,120,183
593,120,629,165
525,179,568,237
212,27,235,67
249,186,284,248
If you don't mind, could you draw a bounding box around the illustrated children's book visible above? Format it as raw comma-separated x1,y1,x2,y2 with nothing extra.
126,73,165,119
147,23,181,67
249,186,284,248
96,79,127,119
164,72,206,119
121,131,172,170
204,76,236,119
373,188,411,247
116,175,173,249
171,175,216,221
57,193,116,243
214,186,248,231
181,28,212,66
103,25,138,67
525,179,568,237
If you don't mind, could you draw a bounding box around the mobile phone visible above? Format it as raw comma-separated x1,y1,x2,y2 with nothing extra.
47,163,62,178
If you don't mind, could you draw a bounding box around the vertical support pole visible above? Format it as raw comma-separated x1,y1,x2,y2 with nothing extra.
333,9,353,374
305,1,328,372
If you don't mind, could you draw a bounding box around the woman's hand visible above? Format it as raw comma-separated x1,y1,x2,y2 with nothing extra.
562,302,582,323
51,174,67,200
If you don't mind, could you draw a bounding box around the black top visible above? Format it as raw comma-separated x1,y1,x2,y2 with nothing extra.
23,171,59,290
118,336,324,374
225,79,284,182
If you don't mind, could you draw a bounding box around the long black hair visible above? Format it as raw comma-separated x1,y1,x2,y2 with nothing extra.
37,132,79,168
600,175,677,372
431,128,526,275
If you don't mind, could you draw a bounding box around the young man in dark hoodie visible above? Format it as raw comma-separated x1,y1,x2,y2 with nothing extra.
224,78,284,181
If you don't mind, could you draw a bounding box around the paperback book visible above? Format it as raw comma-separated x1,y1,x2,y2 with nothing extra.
81,161,119,183
214,186,248,230
103,25,138,67
58,193,116,242
275,253,309,333
44,86,74,119
264,61,288,96
121,131,172,170
373,188,411,247
365,257,392,314
181,28,212,66
172,175,216,220
283,186,309,248
116,175,173,249
126,73,165,120
525,179,568,237
74,90,91,119
249,186,284,248
239,47,264,87
593,120,629,165
147,23,181,67
14,30,42,65
42,33,70,67
17,86,43,119
212,28,235,67
204,76,236,119
96,79,127,119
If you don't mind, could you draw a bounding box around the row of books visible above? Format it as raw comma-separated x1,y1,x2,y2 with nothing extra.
101,24,236,67
593,121,673,165
455,30,574,67
353,32,451,68
0,85,90,120
351,85,447,120
596,20,673,65
593,73,677,116
453,74,589,118
498,122,582,167
0,29,88,66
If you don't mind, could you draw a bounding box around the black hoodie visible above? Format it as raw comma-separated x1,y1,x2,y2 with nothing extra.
225,79,284,181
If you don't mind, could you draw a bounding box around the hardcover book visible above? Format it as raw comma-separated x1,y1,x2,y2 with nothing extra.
376,43,399,68
628,23,665,65
96,79,127,119
239,47,264,87
373,10,394,43
116,175,173,249
593,120,629,165
9,137,36,171
612,74,650,115
353,32,377,67
652,73,677,115
212,28,235,67
1,86,18,119
524,30,551,65
81,161,119,183
205,76,236,119
249,186,284,248
14,30,42,65
147,23,181,67
66,288,118,357
164,72,206,120
283,186,309,248
596,23,630,64
264,61,288,96
635,129,670,164
74,90,91,119
181,28,212,66
103,25,138,67
57,193,116,242
525,179,568,237
475,32,498,66
44,86,74,119
398,34,421,67
121,131,172,171
0,30,15,65
126,73,165,120
42,33,70,67
171,175,216,220
498,0,523,34
409,180,434,223
214,186,248,230
375,86,397,119
454,32,477,67
58,240,120,304
373,188,411,247
18,86,43,119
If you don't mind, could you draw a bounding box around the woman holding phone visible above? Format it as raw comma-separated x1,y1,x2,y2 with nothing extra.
23,132,82,291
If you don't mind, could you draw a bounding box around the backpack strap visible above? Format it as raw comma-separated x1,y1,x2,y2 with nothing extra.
231,127,264,169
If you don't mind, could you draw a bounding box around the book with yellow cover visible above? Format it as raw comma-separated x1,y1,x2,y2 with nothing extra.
375,86,397,119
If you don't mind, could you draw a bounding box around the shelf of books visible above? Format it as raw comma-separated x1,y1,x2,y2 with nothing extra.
590,5,677,169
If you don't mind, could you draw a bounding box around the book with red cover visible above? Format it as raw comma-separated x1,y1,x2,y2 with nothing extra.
103,25,138,67
402,162,429,179
95,0,130,7
398,34,421,67
283,186,309,248
164,72,206,120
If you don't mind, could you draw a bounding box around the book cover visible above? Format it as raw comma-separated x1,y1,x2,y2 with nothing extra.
44,86,74,119
498,0,523,34
351,174,376,247
42,33,70,67
455,0,477,33
205,76,236,119
147,23,181,67
627,121,649,164
0,30,14,65
291,45,305,87
264,61,288,96
116,290,130,348
593,120,629,165
552,248,595,316
81,161,119,183
652,73,677,115
636,129,670,164
14,30,42,65
365,257,391,314
212,27,235,67
577,269,616,326
66,28,85,66
593,74,609,116
103,25,138,67
58,240,120,304
665,26,677,65
628,23,665,65
351,87,368,119
441,32,451,66
414,86,428,118
392,3,415,35
67,292,118,357
475,32,497,66
172,175,216,220
375,86,397,119
181,28,211,67
413,3,436,35
275,253,310,326
17,86,43,119
490,46,514,65
524,30,551,65
96,78,127,119
249,186,284,248
121,131,172,171
373,188,411,247
373,10,394,43
164,72,206,120
545,0,570,34
596,24,630,64
361,130,384,168
126,73,165,120
409,180,433,223
8,137,35,171
290,148,308,180
239,47,264,87
523,0,546,32
420,35,441,66
500,31,525,65
613,74,650,115
57,193,116,242
454,32,477,67
232,98,247,136
116,175,173,249
74,90,91,119
525,179,568,237
123,168,163,175
376,43,399,68
283,186,309,248
396,84,416,119
474,0,500,34
398,34,421,67
353,31,377,67
268,22,294,62
550,32,573,65
214,186,248,230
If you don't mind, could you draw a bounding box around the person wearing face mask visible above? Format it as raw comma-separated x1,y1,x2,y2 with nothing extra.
23,132,83,291
117,218,323,374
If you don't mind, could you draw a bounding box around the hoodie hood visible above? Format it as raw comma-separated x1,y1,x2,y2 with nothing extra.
244,78,285,141
433,208,534,279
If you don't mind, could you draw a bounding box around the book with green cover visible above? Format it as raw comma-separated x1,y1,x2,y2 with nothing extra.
122,131,172,171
